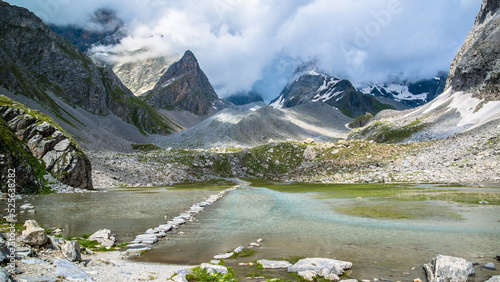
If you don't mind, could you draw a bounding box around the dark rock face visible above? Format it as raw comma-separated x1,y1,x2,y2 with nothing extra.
0,1,176,135
144,50,219,115
0,97,92,189
270,69,394,118
446,0,500,101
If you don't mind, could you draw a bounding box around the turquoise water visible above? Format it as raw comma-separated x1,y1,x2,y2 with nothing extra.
8,183,500,281
140,185,500,280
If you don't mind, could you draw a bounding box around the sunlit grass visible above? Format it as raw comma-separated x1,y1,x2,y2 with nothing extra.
335,202,464,220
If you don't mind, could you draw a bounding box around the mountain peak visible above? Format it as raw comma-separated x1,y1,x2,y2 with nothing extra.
143,50,219,115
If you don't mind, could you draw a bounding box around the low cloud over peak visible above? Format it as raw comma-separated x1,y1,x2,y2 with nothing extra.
8,0,481,100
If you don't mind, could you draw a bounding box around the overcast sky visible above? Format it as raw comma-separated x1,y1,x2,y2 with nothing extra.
8,0,482,100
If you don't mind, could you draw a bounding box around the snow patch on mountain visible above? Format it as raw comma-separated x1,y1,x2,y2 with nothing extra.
423,88,500,130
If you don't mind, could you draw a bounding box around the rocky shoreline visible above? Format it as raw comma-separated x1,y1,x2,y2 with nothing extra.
86,120,499,189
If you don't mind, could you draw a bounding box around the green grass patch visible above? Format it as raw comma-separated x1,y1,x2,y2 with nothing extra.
232,249,256,259
353,120,427,143
414,192,500,205
186,266,236,282
335,202,463,220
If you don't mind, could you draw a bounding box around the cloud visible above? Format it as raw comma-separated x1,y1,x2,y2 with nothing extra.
7,0,481,101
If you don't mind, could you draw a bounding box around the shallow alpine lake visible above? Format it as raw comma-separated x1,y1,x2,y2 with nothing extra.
11,182,500,281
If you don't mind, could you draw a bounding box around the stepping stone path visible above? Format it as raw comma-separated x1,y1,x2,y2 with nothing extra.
126,186,238,254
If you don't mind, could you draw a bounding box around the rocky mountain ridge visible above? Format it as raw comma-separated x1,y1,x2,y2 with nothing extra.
270,68,394,118
0,1,178,135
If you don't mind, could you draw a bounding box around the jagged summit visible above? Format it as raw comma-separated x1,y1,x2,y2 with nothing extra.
143,50,221,115
270,68,394,118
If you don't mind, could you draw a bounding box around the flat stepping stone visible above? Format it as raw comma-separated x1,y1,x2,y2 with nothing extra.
258,259,292,269
156,224,173,232
126,247,152,253
214,252,234,260
145,228,159,234
126,244,148,249
141,238,158,244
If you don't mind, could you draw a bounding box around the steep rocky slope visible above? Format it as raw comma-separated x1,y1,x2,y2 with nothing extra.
270,68,394,118
350,0,500,143
143,51,230,115
446,0,500,102
0,95,92,190
155,102,351,149
0,1,178,135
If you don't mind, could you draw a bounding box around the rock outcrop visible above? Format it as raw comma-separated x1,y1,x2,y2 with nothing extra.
143,50,223,115
446,0,500,102
0,1,178,135
0,115,46,193
0,96,92,189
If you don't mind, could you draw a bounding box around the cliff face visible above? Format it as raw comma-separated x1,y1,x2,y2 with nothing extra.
446,0,500,102
0,1,178,135
143,51,220,115
0,116,45,194
0,96,92,189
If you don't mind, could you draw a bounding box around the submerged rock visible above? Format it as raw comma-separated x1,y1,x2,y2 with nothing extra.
423,254,474,282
